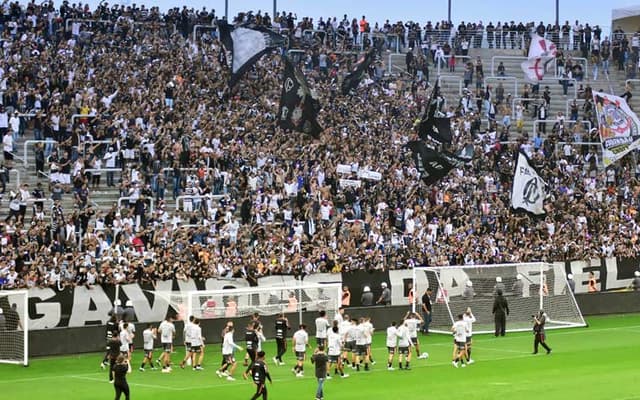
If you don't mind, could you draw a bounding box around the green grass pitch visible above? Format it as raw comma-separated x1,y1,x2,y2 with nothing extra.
1,313,639,400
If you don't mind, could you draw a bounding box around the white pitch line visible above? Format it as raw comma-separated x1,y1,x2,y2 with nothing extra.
71,375,180,391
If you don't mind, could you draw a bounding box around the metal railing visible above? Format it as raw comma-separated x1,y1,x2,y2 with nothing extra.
175,194,227,211
532,119,592,137
22,140,50,167
117,196,155,213
437,75,464,96
565,98,586,118
491,55,558,78
192,23,217,42
437,55,472,75
71,113,96,126
485,76,518,98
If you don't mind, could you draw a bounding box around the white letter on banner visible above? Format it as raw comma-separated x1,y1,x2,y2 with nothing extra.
121,280,174,323
28,287,62,329
68,285,112,327
604,257,630,290
388,269,427,306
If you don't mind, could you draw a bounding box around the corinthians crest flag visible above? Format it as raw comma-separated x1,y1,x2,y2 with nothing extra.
511,151,548,215
593,90,640,166
218,21,286,87
278,57,323,139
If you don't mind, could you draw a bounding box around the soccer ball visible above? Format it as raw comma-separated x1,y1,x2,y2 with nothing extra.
421,352,429,359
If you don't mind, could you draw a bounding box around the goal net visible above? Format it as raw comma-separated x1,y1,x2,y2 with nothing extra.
0,290,28,366
412,263,586,334
153,282,342,326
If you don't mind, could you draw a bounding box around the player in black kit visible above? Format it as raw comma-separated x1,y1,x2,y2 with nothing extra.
113,355,131,400
101,314,119,369
107,335,122,382
243,322,260,378
250,351,272,400
274,313,289,365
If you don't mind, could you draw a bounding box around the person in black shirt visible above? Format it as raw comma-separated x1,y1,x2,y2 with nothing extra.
113,354,131,400
101,314,119,369
249,351,271,400
532,310,552,355
492,289,509,337
420,288,433,334
243,321,259,370
273,313,289,365
311,346,329,400
107,335,122,382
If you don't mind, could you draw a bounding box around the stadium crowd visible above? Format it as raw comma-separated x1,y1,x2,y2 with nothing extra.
0,1,638,291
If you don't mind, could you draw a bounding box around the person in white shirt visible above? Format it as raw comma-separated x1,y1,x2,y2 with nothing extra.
315,310,331,347
463,307,477,364
217,324,243,381
396,320,413,370
180,316,196,369
139,324,157,371
385,321,398,370
362,317,376,365
119,322,133,359
339,315,354,368
404,311,428,359
354,318,370,371
452,314,469,368
292,324,309,377
188,318,205,370
326,323,348,378
158,316,176,373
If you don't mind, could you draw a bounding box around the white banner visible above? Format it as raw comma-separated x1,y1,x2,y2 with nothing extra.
336,164,352,174
357,170,382,181
339,179,362,188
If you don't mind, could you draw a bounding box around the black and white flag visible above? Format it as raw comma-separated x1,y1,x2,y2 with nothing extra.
218,21,286,87
278,57,323,139
341,50,376,95
511,151,548,215
418,80,452,143
406,140,468,185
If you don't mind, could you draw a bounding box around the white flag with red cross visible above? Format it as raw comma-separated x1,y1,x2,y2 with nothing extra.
520,34,557,82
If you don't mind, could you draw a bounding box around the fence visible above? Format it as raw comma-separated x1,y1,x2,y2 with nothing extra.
117,196,155,213
437,75,463,96
175,194,228,211
485,76,519,97
532,119,592,137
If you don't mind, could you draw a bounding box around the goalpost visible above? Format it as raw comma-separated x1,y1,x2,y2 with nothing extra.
157,282,343,326
412,262,587,334
0,290,28,366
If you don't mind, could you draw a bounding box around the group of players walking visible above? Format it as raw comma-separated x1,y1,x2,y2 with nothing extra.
100,304,551,400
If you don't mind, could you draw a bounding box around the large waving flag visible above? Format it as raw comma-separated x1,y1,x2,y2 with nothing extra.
593,90,640,166
418,81,452,143
406,140,469,185
521,34,557,82
218,22,286,87
278,57,323,139
341,50,376,95
511,151,548,215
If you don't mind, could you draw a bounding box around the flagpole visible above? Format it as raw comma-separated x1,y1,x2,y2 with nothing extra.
555,0,559,27
447,0,452,23
273,0,277,20
224,0,228,21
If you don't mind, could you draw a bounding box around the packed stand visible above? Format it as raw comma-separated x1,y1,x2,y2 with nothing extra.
0,2,636,291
